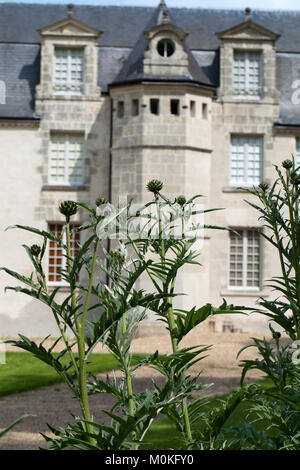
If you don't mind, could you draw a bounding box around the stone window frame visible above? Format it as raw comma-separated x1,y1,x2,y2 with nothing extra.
48,131,86,187
228,227,262,290
233,49,263,100
190,100,196,117
230,134,263,187
202,102,208,120
150,98,160,115
117,100,125,118
131,99,139,117
36,19,101,101
53,46,85,96
170,99,180,116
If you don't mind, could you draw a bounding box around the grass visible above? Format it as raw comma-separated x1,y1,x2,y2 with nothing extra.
0,352,141,397
141,378,273,449
0,352,273,449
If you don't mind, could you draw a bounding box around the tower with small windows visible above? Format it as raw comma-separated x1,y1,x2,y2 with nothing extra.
109,1,215,321
109,1,214,205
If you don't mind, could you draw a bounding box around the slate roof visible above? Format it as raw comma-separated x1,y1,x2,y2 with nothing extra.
0,43,40,119
111,3,214,88
0,3,298,52
0,3,300,123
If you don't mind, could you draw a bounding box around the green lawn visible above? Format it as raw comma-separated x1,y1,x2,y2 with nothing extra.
0,352,272,449
141,378,273,449
0,352,139,397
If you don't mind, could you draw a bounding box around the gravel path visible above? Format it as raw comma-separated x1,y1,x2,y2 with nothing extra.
0,329,268,450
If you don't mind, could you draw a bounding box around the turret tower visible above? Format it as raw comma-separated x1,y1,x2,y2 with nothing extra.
108,1,216,322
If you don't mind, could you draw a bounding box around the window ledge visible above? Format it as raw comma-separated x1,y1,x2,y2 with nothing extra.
222,186,254,193
42,185,89,192
47,285,71,293
220,289,269,298
233,96,261,102
36,94,100,102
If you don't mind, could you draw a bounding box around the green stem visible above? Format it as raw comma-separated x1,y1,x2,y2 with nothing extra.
286,179,300,339
66,221,98,444
65,223,80,331
41,237,79,377
157,199,193,444
78,238,99,442
165,282,193,443
121,312,137,448
121,314,135,415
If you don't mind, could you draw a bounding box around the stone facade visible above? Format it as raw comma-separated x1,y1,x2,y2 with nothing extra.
0,3,298,337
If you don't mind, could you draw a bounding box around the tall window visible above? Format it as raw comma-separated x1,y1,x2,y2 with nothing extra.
132,99,139,116
233,51,261,98
117,101,124,118
229,229,261,289
48,223,80,285
150,98,159,115
170,99,180,116
231,136,263,186
190,100,196,117
49,133,85,185
54,48,84,94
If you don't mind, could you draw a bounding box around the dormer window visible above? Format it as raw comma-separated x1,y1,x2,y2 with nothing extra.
157,39,175,57
54,47,84,94
233,51,262,99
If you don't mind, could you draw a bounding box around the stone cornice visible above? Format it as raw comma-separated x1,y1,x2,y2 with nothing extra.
0,119,40,128
274,123,300,134
112,144,212,153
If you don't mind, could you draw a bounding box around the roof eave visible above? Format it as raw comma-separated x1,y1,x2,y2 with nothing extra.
108,77,216,91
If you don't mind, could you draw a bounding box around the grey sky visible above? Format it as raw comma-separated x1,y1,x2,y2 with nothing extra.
0,0,300,11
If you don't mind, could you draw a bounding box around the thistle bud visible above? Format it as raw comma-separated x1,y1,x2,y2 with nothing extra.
272,331,281,340
30,244,41,257
175,195,186,206
258,182,269,193
291,171,300,186
146,179,163,194
282,159,293,170
96,197,108,207
59,200,77,221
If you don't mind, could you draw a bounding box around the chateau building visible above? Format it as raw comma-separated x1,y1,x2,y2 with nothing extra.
0,1,299,337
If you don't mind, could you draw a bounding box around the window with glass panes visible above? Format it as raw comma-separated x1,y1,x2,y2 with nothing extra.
231,136,262,185
48,223,80,284
233,51,261,98
229,229,261,289
54,48,84,93
49,133,84,185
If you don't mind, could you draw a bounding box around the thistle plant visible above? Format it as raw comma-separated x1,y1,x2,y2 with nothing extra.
231,158,300,450
1,184,245,450
123,180,246,447
241,160,300,341
1,198,166,448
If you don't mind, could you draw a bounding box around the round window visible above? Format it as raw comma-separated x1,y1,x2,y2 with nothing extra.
157,39,175,57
